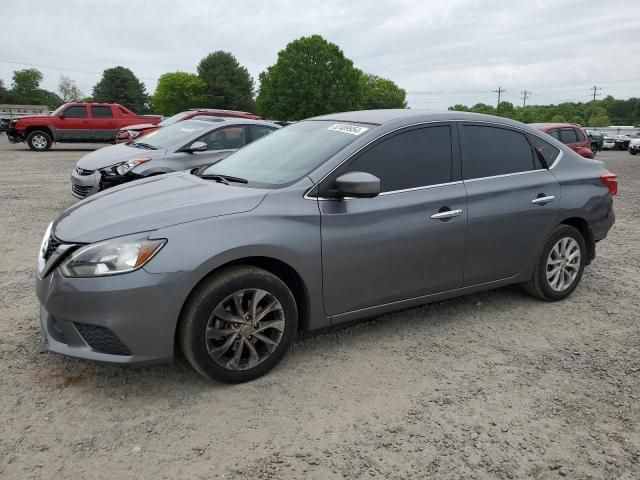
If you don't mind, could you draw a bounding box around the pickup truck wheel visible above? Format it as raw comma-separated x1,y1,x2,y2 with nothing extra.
27,131,52,151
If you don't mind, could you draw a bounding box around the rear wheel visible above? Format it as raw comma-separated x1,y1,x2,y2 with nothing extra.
523,225,586,301
179,266,298,383
27,130,52,151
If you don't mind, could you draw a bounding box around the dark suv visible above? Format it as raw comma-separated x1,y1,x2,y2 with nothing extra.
530,123,594,159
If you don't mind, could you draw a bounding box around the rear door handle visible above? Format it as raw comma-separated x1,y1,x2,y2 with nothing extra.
531,195,555,204
430,209,463,220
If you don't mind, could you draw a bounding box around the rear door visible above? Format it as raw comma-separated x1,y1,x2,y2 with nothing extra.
55,105,90,141
90,105,117,141
182,125,248,170
319,123,467,315
460,123,561,286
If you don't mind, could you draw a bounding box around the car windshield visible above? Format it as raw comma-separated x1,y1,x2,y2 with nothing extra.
201,120,372,185
131,120,208,149
159,111,191,127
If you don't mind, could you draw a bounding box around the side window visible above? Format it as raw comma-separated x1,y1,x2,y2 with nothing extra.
248,125,277,144
91,106,113,118
341,126,452,193
574,128,586,142
462,125,535,179
196,126,246,151
547,129,559,140
560,128,579,144
530,135,560,168
62,106,87,118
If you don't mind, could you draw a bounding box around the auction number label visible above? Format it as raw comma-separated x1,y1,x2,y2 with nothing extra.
328,124,369,135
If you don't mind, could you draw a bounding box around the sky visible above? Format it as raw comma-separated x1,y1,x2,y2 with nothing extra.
1,0,639,110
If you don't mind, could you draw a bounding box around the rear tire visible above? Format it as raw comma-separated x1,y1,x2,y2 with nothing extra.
179,266,298,383
27,130,52,151
523,225,586,302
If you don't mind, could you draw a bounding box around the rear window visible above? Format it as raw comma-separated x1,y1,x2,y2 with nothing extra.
91,106,113,118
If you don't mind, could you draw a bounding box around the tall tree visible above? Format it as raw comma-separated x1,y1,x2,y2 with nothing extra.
197,51,254,111
256,35,363,120
359,72,407,109
152,72,207,116
58,75,83,102
10,68,43,103
92,66,148,113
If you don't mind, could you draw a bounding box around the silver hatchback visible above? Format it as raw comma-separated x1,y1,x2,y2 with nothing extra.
70,118,279,198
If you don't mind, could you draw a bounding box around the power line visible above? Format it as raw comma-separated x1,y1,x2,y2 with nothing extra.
520,90,532,108
590,85,602,121
0,58,155,81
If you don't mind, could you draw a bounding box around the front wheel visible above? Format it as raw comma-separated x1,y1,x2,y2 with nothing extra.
26,130,52,151
179,266,298,383
522,225,586,301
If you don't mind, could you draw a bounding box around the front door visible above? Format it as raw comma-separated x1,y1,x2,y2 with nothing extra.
54,105,90,141
183,125,248,170
459,123,561,285
318,124,467,316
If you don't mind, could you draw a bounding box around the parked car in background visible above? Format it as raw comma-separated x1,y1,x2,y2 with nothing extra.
530,123,594,158
585,129,604,153
6,103,161,151
71,118,278,198
614,135,631,151
114,109,262,143
629,138,640,155
602,136,616,150
38,110,616,383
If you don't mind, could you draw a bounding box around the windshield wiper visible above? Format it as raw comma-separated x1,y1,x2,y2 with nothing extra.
132,142,157,150
198,173,248,184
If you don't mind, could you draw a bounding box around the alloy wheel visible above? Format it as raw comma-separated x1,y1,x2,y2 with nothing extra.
546,237,581,292
205,289,285,370
32,134,48,149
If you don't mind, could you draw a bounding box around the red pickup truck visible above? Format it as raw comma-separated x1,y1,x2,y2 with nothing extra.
6,102,161,151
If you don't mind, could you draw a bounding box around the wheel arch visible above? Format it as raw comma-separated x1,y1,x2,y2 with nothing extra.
559,216,595,264
25,126,54,141
174,255,312,353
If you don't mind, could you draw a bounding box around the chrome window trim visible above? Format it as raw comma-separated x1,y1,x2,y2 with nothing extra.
304,119,563,200
464,169,547,183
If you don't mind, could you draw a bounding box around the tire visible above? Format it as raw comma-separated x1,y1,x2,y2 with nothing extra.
26,130,52,151
630,151,636,156
522,225,586,302
179,266,298,383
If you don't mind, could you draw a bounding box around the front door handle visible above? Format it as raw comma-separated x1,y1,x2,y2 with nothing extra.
531,195,555,205
430,208,463,220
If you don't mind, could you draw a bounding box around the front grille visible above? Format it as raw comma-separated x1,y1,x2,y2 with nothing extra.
72,183,92,198
73,323,132,356
43,235,61,261
75,167,95,176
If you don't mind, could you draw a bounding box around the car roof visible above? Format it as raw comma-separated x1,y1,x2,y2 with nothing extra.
310,109,542,130
187,118,278,127
529,123,584,130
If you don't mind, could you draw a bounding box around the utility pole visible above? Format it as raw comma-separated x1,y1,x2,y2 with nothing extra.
493,86,505,110
520,90,532,108
590,85,602,123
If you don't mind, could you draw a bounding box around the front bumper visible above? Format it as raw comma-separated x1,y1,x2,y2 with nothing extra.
6,128,24,143
629,144,640,153
36,265,191,365
71,167,136,199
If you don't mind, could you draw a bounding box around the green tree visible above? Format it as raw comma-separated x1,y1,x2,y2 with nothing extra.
197,51,254,111
256,35,363,120
58,75,83,102
359,72,406,109
497,101,515,119
469,103,496,115
38,89,64,110
10,68,43,103
551,114,567,123
92,66,148,113
152,72,207,116
448,104,470,112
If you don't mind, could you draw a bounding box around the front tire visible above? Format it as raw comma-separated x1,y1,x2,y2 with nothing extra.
26,130,53,151
523,225,586,301
179,266,298,383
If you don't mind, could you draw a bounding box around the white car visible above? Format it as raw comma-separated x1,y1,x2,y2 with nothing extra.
629,138,640,155
602,137,616,150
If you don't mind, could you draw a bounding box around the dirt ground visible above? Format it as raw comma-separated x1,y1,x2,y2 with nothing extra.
0,134,638,480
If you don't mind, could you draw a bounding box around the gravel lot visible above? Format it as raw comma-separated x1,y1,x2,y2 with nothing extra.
0,135,638,479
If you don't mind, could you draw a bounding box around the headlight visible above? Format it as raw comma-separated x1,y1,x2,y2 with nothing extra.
115,157,151,175
129,130,140,139
60,236,166,277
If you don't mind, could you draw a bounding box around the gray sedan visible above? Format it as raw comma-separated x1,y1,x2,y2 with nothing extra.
37,110,616,383
70,118,279,198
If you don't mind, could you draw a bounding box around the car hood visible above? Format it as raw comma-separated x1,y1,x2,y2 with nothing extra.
14,114,51,122
76,144,168,170
54,172,269,243
120,122,158,132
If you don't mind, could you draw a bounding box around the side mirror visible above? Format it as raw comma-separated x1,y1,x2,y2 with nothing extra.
334,172,380,198
187,141,208,153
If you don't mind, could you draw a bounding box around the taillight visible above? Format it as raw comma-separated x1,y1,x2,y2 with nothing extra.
599,172,617,196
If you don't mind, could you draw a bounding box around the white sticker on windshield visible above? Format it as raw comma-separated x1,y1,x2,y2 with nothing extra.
179,128,198,133
328,123,369,135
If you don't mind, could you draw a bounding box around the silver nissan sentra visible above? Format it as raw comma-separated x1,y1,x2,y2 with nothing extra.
36,110,616,383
